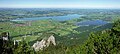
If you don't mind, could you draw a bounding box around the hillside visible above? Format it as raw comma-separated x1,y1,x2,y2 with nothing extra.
0,19,120,54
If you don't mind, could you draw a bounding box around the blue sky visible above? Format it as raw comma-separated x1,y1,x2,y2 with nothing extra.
0,0,120,8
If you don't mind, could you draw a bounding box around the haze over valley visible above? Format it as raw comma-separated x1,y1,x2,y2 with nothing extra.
0,0,120,54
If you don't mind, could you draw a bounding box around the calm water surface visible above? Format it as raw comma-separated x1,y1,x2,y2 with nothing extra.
76,20,108,26
11,14,83,21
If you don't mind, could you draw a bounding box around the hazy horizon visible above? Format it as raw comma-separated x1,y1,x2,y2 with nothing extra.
0,0,120,9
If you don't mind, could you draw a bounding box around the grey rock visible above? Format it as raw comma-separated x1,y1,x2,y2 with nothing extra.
32,35,56,51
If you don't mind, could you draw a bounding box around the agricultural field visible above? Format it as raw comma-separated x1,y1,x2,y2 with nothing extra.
0,8,116,46
0,8,120,54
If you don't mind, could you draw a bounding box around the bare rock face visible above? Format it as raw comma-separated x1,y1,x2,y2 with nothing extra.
1,32,10,41
32,35,56,51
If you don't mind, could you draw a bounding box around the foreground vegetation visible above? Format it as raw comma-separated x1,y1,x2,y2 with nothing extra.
36,20,120,54
1,19,120,54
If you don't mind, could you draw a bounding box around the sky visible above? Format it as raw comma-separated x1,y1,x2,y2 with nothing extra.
0,0,120,8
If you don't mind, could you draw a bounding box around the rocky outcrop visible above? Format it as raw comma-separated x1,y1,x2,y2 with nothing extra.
1,32,10,41
32,35,56,51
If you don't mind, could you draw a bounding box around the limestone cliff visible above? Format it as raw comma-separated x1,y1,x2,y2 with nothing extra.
32,35,56,51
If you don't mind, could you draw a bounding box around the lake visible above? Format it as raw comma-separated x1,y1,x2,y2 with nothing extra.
11,14,108,26
76,20,108,26
11,14,83,21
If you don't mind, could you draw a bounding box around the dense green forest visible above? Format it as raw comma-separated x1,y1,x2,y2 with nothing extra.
0,19,120,54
